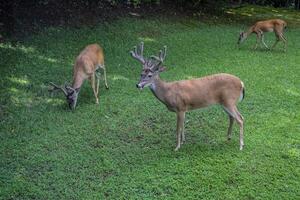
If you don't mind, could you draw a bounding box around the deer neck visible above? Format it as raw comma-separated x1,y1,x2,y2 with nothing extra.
72,73,84,91
149,75,169,104
246,26,254,37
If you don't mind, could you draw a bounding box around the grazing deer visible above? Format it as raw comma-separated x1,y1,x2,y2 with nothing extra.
131,42,245,151
238,19,287,51
50,44,109,110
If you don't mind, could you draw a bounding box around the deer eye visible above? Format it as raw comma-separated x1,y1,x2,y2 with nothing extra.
148,74,152,78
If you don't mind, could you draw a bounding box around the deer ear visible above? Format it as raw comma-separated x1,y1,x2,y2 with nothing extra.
65,86,75,93
159,66,166,72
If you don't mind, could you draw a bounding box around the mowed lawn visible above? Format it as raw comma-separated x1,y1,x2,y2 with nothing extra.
0,16,299,199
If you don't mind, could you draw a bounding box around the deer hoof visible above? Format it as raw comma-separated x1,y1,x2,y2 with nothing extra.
174,145,181,151
180,138,185,145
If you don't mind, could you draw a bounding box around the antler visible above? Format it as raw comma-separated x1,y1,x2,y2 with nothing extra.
151,45,167,64
49,82,68,96
130,42,146,64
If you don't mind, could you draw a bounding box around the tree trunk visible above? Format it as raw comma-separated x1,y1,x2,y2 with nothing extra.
295,0,300,9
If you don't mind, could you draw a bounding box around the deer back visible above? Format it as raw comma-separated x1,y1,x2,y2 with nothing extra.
164,73,243,111
72,44,104,88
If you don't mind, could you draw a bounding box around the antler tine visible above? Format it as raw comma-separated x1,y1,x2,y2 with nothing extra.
49,82,60,89
138,42,144,57
151,45,167,63
161,45,167,61
49,82,67,96
130,42,145,64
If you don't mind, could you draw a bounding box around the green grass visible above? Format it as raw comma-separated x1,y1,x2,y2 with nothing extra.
1,15,300,199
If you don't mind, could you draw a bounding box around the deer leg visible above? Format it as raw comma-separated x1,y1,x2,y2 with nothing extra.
261,34,269,49
96,75,100,96
181,112,186,144
227,115,234,141
91,73,99,104
175,111,185,151
223,105,244,150
103,66,109,89
279,34,287,51
235,108,244,150
281,34,287,43
271,36,280,50
253,33,260,50
95,72,100,96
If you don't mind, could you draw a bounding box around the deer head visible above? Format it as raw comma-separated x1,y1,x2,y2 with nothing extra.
130,42,167,89
237,31,247,45
49,82,80,110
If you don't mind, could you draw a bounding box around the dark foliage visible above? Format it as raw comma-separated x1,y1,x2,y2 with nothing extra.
0,0,117,37
0,0,299,38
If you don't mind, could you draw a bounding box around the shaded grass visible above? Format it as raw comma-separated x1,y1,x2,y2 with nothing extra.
226,4,300,27
0,15,299,199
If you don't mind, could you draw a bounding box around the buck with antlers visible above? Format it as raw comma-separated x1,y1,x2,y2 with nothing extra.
50,44,109,110
238,19,287,51
131,42,245,151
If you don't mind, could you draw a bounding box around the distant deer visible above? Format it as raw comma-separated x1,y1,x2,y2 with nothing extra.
131,42,245,151
50,44,109,109
238,19,287,51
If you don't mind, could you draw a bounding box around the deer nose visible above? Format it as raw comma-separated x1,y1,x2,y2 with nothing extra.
136,84,139,88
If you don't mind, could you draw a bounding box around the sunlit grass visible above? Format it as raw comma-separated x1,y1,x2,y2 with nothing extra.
8,77,30,86
0,15,299,199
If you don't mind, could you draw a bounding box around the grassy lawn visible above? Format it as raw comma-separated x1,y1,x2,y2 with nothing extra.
1,14,300,199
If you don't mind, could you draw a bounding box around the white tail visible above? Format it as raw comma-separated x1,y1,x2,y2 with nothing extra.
50,44,109,109
131,42,245,151
238,19,287,51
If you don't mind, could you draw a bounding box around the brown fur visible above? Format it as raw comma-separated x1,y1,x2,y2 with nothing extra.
72,44,108,104
154,74,243,112
242,19,287,50
148,73,245,151
132,43,245,151
249,19,287,33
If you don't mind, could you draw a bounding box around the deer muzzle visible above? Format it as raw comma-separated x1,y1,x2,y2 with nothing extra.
136,83,144,89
